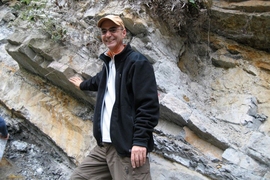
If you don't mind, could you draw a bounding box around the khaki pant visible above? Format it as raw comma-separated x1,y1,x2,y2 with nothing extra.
70,143,152,180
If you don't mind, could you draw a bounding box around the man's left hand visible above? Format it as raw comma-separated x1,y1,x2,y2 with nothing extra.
131,146,147,168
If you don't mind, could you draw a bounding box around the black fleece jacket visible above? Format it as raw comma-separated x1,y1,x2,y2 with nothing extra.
80,44,159,157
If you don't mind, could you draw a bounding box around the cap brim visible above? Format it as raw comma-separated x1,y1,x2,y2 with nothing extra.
97,15,124,28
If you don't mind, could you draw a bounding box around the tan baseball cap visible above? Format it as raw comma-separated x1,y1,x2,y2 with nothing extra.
97,15,125,28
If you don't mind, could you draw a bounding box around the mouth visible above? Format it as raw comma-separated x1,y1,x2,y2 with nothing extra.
106,38,115,44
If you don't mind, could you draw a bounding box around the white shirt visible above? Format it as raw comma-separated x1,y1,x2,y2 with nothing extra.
102,59,116,143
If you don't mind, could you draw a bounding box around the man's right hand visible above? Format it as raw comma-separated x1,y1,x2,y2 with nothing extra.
69,77,83,89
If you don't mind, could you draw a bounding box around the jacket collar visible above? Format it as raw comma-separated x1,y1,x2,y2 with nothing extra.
99,43,133,65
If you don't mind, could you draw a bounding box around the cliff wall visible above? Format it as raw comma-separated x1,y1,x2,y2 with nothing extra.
0,0,269,179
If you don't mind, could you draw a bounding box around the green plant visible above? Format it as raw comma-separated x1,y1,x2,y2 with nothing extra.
42,18,67,42
20,0,32,5
12,0,67,42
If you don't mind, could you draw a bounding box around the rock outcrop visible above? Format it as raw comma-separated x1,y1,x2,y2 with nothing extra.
208,0,270,52
0,0,269,179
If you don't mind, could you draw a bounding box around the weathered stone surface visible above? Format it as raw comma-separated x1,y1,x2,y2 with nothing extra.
1,0,270,179
0,59,95,164
218,0,270,12
222,148,265,172
212,95,258,125
211,48,239,68
208,0,270,52
246,132,270,166
150,154,209,180
159,93,192,126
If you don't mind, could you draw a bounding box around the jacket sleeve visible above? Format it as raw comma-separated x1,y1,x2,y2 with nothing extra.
79,67,104,91
131,54,159,148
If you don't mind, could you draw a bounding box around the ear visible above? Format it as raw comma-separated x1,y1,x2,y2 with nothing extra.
122,28,127,37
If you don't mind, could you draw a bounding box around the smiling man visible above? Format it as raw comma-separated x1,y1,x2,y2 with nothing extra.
69,15,159,180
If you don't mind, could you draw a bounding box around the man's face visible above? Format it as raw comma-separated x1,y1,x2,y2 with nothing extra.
100,20,126,52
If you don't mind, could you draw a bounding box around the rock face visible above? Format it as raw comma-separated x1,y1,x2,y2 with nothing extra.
0,0,270,179
208,0,270,52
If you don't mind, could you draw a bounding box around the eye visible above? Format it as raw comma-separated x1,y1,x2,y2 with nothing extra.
101,29,107,34
109,27,117,33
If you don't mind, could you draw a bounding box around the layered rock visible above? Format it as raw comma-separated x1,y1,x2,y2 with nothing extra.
0,0,270,179
208,0,270,52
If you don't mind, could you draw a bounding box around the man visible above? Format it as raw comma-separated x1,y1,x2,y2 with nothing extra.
69,14,159,180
